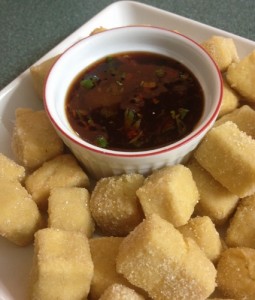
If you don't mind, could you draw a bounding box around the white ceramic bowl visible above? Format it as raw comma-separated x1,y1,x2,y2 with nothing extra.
44,26,222,179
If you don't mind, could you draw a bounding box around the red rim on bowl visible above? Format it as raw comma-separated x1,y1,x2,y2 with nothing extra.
44,25,223,158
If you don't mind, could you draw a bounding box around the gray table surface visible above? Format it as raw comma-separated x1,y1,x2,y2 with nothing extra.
1,0,255,91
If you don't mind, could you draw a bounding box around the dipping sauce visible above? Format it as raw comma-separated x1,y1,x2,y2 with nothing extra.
66,52,204,151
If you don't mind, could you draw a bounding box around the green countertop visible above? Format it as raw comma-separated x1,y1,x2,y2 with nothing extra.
1,0,255,91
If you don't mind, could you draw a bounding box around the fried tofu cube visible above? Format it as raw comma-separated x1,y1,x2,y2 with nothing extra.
12,108,64,169
136,165,199,227
201,35,239,71
187,158,239,225
116,214,216,300
25,154,89,210
30,55,60,100
217,247,255,300
194,121,255,198
90,174,144,236
30,228,93,300
215,105,255,139
226,50,255,102
99,283,145,300
48,187,94,237
218,79,239,117
0,153,25,182
179,216,222,262
0,179,42,246
226,195,255,248
89,237,139,300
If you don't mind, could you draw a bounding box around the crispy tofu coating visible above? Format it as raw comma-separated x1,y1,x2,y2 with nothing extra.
194,121,255,198
90,26,107,35
187,158,239,225
208,298,235,300
179,216,222,262
218,79,239,118
89,237,143,300
137,165,199,227
226,194,255,248
0,179,42,246
0,152,25,182
25,154,89,210
12,108,64,169
226,50,255,102
116,214,216,300
30,228,94,300
90,173,144,236
30,55,60,100
201,35,239,71
215,104,255,139
217,247,255,300
99,283,145,300
48,187,94,237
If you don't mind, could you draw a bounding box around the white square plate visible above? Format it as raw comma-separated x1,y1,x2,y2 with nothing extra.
0,1,254,299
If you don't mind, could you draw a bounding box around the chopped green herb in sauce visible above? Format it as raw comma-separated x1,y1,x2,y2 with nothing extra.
66,52,204,151
80,75,99,89
96,136,108,148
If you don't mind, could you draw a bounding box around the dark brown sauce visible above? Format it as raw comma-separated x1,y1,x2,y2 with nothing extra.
65,52,204,151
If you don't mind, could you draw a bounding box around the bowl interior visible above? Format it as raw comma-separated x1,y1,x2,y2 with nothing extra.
44,26,222,155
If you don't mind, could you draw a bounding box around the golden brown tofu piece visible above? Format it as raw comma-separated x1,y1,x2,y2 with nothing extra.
215,104,255,139
90,174,144,236
48,187,94,237
30,228,94,300
136,165,199,227
116,214,216,300
226,50,255,102
179,216,222,262
201,35,239,71
218,79,239,118
226,195,255,248
194,121,255,198
187,158,239,225
209,298,234,300
90,26,107,35
89,237,137,300
12,108,64,169
0,152,25,182
99,283,145,300
25,154,89,210
217,247,255,300
0,179,42,246
30,55,60,100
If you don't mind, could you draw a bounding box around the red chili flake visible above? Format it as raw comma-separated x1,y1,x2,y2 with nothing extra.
127,128,139,140
140,81,157,88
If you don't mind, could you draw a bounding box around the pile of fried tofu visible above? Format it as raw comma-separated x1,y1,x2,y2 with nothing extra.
1,32,255,300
